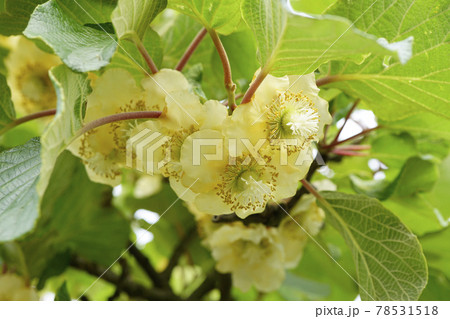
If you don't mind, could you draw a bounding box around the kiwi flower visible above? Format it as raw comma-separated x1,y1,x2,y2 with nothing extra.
3,36,60,115
69,68,193,186
204,223,285,293
279,194,325,268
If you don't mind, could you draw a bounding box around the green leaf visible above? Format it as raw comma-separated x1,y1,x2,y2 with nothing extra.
242,0,411,76
55,281,71,301
0,0,46,36
349,175,393,201
112,0,167,41
21,151,130,277
393,157,439,197
280,272,331,300
290,0,337,14
24,0,118,72
324,0,450,121
381,113,450,140
419,269,450,301
384,195,444,236
0,73,15,130
423,155,450,225
420,228,450,279
55,0,117,25
319,191,428,300
0,138,40,242
37,65,91,197
108,27,163,80
291,224,358,300
168,0,242,35
0,44,9,75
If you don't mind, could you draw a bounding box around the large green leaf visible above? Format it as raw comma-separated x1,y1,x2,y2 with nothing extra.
112,0,167,41
319,191,427,300
0,0,46,35
242,0,411,76
0,73,15,130
420,228,450,279
21,151,130,277
324,0,450,121
168,0,242,35
56,0,117,25
24,0,118,72
37,65,91,197
0,138,40,242
290,0,337,14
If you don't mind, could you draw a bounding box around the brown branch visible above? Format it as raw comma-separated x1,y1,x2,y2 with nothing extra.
71,256,179,301
107,258,129,301
162,227,197,279
128,244,168,289
187,274,216,300
175,28,208,71
208,29,236,109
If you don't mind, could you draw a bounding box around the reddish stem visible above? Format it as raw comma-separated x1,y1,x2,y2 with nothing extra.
136,40,159,74
241,67,269,105
332,149,369,157
322,126,380,150
330,99,360,146
208,29,236,109
175,28,208,71
76,111,162,138
335,144,371,151
0,109,57,135
316,75,342,87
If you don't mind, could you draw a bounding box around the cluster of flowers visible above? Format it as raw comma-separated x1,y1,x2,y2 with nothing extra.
70,68,331,217
190,190,327,292
68,67,332,292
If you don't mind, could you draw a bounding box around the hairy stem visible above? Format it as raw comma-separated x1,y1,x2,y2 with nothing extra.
73,111,161,141
71,256,180,301
0,109,56,135
175,28,208,71
241,67,269,105
136,39,159,74
208,29,236,109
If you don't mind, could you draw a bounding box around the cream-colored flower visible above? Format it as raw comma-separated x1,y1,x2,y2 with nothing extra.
225,71,331,159
179,128,313,218
204,223,285,293
0,274,38,301
131,95,228,201
3,36,60,115
69,68,192,186
279,194,325,268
